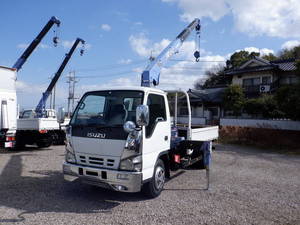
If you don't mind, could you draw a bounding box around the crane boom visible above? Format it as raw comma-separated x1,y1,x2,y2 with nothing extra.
12,16,61,71
35,38,85,117
141,18,201,87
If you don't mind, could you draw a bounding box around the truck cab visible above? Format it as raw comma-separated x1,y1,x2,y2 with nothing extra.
63,87,170,196
63,87,218,197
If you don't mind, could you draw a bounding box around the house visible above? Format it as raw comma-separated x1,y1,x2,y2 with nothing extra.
175,88,226,125
225,57,299,97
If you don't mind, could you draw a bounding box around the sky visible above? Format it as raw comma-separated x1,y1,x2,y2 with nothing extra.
1,0,300,110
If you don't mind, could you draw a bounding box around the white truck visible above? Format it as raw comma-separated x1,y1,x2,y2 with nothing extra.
62,87,218,197
0,16,61,149
16,109,69,148
62,18,218,197
16,38,85,148
0,66,18,148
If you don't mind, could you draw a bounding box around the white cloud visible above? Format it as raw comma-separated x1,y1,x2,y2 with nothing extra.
162,0,300,38
101,24,111,31
281,40,300,50
16,80,68,109
118,59,133,64
243,47,274,56
61,40,74,49
129,33,151,57
128,32,226,90
61,40,91,50
129,32,200,59
17,43,50,49
77,76,140,95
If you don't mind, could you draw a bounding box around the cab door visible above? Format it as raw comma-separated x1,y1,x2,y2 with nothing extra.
142,93,170,180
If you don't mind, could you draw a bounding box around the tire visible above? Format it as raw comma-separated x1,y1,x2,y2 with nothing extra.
142,159,165,198
191,151,205,169
36,135,52,148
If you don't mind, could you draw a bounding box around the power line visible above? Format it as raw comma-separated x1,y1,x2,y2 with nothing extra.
170,59,226,62
76,60,147,72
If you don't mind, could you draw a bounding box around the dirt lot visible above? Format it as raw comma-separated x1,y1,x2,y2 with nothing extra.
0,144,299,225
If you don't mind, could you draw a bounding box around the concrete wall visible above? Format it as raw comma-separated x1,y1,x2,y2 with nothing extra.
220,118,300,131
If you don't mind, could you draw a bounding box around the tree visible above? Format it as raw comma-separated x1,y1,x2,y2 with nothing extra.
223,85,245,116
226,50,260,68
278,46,300,59
275,84,300,120
193,64,230,89
262,53,278,61
295,59,300,77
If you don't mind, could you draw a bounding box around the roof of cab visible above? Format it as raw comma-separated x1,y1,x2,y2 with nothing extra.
0,66,17,71
84,86,166,95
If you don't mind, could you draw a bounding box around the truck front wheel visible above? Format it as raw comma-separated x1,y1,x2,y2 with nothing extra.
142,159,165,198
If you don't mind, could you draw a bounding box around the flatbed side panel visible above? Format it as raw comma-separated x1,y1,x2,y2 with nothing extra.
191,126,219,141
17,118,60,130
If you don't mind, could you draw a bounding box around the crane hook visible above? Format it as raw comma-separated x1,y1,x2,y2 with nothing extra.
53,25,60,47
80,41,85,56
194,51,200,62
80,49,84,56
53,36,59,47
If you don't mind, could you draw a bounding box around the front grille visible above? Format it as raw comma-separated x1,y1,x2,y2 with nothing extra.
78,155,115,168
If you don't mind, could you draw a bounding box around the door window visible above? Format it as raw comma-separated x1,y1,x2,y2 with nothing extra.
146,94,166,138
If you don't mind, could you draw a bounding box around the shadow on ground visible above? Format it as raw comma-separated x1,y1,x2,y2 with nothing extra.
0,154,145,223
0,145,53,154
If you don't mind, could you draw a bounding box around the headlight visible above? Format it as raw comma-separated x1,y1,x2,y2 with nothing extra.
65,150,76,163
65,141,76,163
119,155,142,172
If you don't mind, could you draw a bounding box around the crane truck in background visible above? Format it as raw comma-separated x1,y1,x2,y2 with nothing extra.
16,38,85,148
1,16,61,148
62,18,219,198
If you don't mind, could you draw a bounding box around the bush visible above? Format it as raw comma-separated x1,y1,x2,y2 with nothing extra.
275,84,300,120
223,85,245,116
244,94,284,118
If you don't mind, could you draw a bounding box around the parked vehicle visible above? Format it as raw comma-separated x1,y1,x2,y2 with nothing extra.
0,16,60,148
63,19,218,197
16,38,85,148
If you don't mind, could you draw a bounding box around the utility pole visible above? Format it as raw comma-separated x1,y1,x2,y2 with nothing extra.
48,74,56,110
66,71,78,117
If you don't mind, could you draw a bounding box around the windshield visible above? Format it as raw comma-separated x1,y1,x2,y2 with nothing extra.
20,110,35,118
70,90,144,126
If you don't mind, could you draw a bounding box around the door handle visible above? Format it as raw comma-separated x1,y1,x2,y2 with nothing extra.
164,136,168,141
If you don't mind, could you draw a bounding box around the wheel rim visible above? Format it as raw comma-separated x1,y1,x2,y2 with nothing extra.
154,166,165,190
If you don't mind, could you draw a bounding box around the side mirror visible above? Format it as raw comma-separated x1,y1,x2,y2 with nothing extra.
136,105,149,126
57,107,65,124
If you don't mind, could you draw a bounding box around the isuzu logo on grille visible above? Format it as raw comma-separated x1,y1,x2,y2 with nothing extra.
86,132,106,139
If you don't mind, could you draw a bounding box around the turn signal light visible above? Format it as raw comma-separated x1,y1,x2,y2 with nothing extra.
39,130,48,134
6,136,15,141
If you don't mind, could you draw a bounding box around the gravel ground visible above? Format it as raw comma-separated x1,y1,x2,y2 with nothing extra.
0,144,299,225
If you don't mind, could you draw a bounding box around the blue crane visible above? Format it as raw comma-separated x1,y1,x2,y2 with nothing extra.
35,38,85,117
141,18,201,87
13,16,61,71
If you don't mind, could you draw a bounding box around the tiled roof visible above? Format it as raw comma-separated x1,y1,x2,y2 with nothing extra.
187,88,226,103
225,65,276,75
225,57,297,75
270,58,296,71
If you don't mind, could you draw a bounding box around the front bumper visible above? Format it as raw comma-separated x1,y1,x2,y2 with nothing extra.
63,162,142,192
